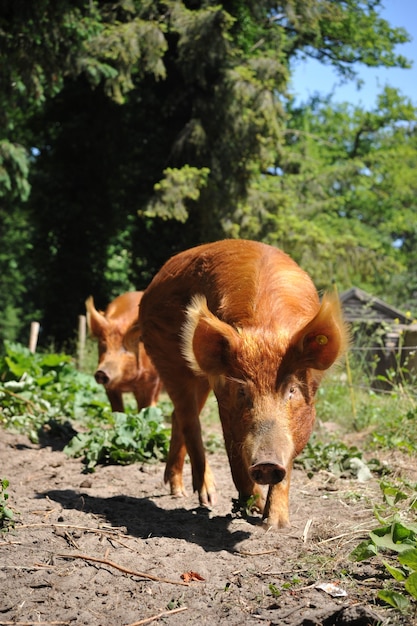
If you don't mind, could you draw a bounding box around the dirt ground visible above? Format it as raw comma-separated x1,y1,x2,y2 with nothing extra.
1,424,416,626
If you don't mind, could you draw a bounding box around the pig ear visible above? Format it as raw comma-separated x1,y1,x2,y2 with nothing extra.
293,292,348,371
123,322,141,356
85,296,108,337
181,295,239,377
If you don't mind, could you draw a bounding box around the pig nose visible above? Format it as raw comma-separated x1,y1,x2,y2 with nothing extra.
249,462,286,485
95,370,110,385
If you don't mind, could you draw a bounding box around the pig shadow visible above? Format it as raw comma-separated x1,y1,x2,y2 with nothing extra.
38,489,252,552
37,419,78,451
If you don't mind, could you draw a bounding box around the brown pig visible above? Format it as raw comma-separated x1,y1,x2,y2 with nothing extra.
86,292,161,413
135,240,348,529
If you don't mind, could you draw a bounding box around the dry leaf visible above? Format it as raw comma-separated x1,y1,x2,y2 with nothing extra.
180,571,205,582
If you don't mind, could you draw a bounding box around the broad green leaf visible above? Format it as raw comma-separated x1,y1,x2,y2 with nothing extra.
399,549,417,571
382,560,406,581
349,540,377,562
404,572,417,599
40,353,72,367
392,522,415,545
377,589,409,610
380,481,408,506
370,532,407,553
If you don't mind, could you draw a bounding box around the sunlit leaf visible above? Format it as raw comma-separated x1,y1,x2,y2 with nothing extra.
378,589,409,610
382,560,406,582
404,572,417,599
399,549,417,571
349,540,377,562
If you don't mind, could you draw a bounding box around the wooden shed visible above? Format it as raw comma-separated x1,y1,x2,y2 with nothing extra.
339,287,417,390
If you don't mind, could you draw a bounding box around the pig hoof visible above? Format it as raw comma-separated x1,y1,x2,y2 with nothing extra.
261,517,290,530
171,486,187,498
199,491,217,508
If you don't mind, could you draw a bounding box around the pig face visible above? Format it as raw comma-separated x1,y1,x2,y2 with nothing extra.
86,293,161,413
95,327,138,390
184,323,316,487
215,367,317,487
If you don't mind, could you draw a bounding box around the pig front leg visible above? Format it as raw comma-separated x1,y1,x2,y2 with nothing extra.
261,465,292,529
105,389,124,413
221,431,267,514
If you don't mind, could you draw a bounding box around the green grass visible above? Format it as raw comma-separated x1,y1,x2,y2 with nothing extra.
316,361,417,453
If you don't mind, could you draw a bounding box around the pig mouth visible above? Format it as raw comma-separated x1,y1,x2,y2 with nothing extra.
249,462,286,485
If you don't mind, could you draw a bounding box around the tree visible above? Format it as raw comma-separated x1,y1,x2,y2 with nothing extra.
0,0,413,344
232,87,417,308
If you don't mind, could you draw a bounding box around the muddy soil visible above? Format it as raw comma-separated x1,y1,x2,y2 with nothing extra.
0,426,415,626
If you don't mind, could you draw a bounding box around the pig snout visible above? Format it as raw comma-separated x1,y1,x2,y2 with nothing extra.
95,369,110,385
249,462,286,485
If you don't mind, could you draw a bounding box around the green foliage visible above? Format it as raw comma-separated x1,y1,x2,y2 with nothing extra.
0,342,170,471
268,583,281,598
267,575,302,599
0,341,103,441
281,0,411,76
64,407,169,471
0,140,30,201
0,478,14,531
144,166,210,222
0,201,36,343
295,435,379,480
343,323,417,453
371,407,417,454
350,480,417,610
236,88,417,305
231,493,262,518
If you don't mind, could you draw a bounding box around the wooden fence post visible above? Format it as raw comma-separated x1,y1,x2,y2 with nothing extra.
29,321,40,353
77,314,86,370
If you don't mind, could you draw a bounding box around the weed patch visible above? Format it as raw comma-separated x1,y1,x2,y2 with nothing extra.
351,479,417,612
64,407,170,471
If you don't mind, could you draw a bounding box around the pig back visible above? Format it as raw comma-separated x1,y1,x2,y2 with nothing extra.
139,239,321,342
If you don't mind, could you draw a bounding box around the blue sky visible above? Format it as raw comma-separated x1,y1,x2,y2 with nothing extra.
290,1,417,109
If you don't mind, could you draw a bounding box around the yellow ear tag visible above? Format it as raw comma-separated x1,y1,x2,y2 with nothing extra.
316,334,328,345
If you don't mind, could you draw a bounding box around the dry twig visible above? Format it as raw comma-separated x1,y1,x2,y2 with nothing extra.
0,622,69,625
58,553,189,586
302,518,313,543
318,527,372,545
17,523,123,534
236,549,277,556
125,606,188,626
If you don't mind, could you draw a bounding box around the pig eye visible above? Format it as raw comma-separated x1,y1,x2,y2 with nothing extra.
237,385,247,398
236,382,254,407
287,383,298,399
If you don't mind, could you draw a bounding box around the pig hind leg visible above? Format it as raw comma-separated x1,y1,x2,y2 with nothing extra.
163,375,215,506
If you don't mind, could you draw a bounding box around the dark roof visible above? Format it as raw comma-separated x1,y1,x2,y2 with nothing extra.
339,287,410,324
